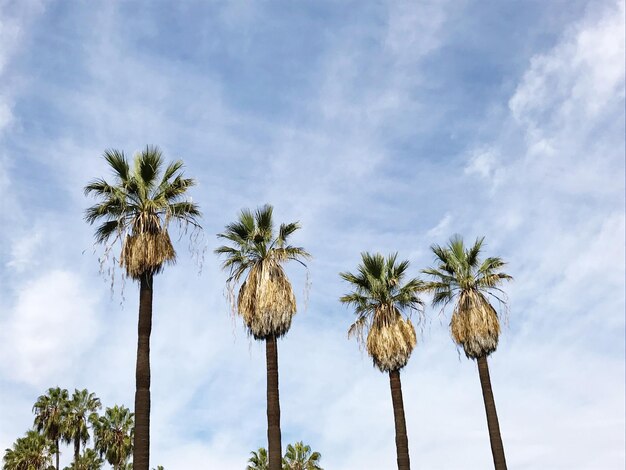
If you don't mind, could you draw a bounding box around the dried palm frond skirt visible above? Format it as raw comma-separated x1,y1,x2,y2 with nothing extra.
451,290,500,359
238,260,297,340
367,318,416,372
121,231,176,279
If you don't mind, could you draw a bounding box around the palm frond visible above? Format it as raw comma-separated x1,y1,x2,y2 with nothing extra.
255,204,274,241
167,201,202,226
103,149,130,181
277,222,300,247
466,236,485,268
135,145,163,190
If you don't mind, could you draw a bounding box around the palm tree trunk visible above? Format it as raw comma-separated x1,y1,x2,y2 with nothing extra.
55,438,60,470
266,334,282,470
477,355,507,470
74,436,80,463
133,273,153,470
389,369,410,470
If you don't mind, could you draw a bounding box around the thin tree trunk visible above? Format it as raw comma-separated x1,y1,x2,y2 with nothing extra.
477,355,507,470
389,369,410,470
133,273,153,470
55,438,60,470
74,435,80,463
266,334,282,470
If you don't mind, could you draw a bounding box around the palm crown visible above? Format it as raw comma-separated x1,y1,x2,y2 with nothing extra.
340,253,424,372
90,405,134,470
283,441,323,470
64,389,102,460
33,387,69,445
3,430,54,470
246,448,268,470
422,235,512,359
84,146,201,279
215,204,310,339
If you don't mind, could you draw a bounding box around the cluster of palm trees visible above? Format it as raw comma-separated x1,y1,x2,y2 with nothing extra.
3,387,140,470
80,146,512,470
247,442,322,470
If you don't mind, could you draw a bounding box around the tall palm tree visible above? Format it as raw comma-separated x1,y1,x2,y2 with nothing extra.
3,430,54,470
215,205,310,470
63,449,103,470
84,146,201,470
246,448,268,470
64,389,101,464
422,235,512,470
340,253,423,470
282,442,323,470
33,387,70,470
91,405,134,470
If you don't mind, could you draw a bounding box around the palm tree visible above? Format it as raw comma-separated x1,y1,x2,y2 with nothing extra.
246,448,268,470
91,405,134,470
84,146,201,470
33,387,70,470
282,442,322,470
64,389,101,464
422,235,512,470
215,205,310,470
340,253,423,470
3,430,54,470
63,449,103,470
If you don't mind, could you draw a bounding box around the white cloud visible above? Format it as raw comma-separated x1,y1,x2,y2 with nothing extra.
426,212,453,239
0,270,102,386
6,230,43,271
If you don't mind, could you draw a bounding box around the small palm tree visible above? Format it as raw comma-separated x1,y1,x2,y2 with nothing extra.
216,205,310,470
63,449,103,470
91,405,134,470
64,389,102,464
84,146,200,470
33,387,70,470
246,448,268,470
340,253,423,470
3,430,55,470
422,235,512,470
282,442,322,470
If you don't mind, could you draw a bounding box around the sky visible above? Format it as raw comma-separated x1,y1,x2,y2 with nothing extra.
0,0,624,469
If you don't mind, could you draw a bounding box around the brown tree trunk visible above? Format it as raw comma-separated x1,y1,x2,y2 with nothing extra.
74,436,80,463
266,334,282,470
55,438,60,470
133,273,153,470
477,355,507,470
389,369,411,470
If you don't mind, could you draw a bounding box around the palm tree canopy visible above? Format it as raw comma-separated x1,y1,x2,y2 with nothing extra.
340,252,424,372
282,442,323,470
3,430,55,470
90,405,134,469
422,235,512,359
33,387,70,443
246,447,268,470
84,146,201,279
215,204,310,339
63,449,103,470
64,389,101,449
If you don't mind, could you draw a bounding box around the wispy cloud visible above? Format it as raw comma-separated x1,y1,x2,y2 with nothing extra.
0,1,623,469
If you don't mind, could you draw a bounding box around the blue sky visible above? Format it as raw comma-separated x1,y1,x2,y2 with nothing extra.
0,0,624,469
